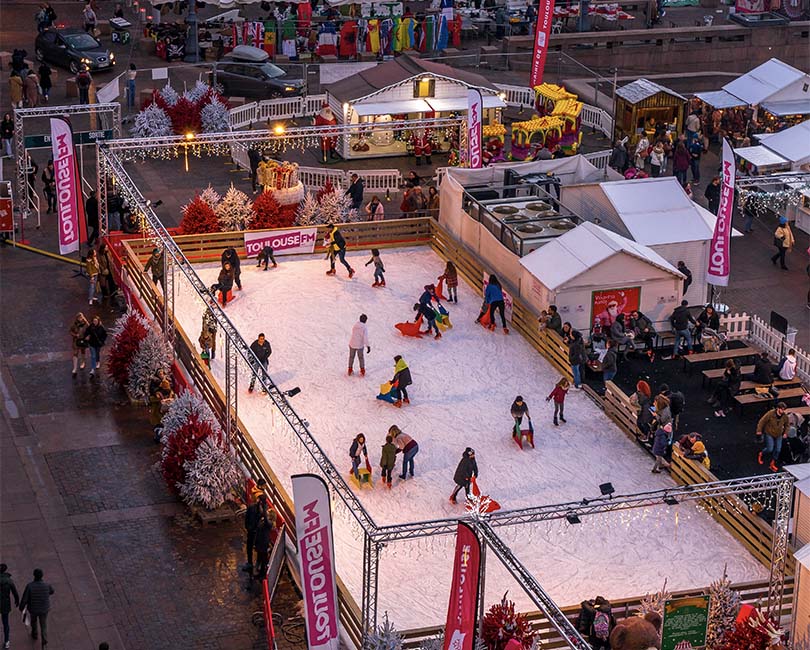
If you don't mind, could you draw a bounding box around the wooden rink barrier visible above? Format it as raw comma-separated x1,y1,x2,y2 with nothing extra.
113,218,793,644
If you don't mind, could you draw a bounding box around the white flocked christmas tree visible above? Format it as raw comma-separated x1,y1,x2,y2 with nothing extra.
319,186,359,224
184,80,210,104
160,390,219,458
294,192,319,226
132,103,173,138
366,612,404,650
179,437,242,509
705,568,741,649
199,184,221,210
126,327,173,402
159,82,180,106
639,580,670,619
201,97,230,133
216,183,254,231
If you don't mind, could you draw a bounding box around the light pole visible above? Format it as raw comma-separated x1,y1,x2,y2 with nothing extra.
184,1,199,63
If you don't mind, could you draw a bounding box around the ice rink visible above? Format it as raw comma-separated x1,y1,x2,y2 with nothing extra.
174,246,766,628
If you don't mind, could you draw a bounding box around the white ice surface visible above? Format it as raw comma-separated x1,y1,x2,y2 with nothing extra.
174,246,766,628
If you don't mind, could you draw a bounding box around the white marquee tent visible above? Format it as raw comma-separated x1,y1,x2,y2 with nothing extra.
755,121,810,169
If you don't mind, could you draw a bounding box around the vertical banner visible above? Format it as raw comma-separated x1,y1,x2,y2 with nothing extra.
50,117,84,255
292,474,340,650
443,522,482,650
467,89,483,169
707,139,735,286
530,0,554,87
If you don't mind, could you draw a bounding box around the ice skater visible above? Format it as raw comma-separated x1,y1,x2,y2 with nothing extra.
413,301,441,339
221,246,242,290
450,447,478,504
248,333,272,394
379,434,397,489
256,245,277,270
349,433,369,481
365,248,385,287
390,355,412,408
325,223,354,278
439,261,458,303
484,274,508,334
389,425,419,479
348,314,370,376
510,395,531,438
212,262,235,306
546,377,570,426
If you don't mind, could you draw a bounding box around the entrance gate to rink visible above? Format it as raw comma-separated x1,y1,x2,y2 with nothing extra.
98,132,795,647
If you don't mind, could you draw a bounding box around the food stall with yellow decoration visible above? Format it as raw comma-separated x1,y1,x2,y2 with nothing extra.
510,116,564,161
482,123,507,165
551,98,583,155
534,83,577,116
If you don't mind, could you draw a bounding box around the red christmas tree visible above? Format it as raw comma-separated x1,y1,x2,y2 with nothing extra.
106,311,148,389
251,191,296,230
180,195,220,234
316,179,336,201
167,96,202,135
481,593,536,650
160,413,218,495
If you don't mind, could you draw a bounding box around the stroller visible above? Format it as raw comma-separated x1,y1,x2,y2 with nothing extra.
700,327,727,352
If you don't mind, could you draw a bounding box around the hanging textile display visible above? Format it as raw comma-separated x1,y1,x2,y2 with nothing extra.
423,15,435,52
366,19,380,53
317,21,338,56
262,20,276,54
436,15,449,50
281,16,297,57
339,21,358,57
243,22,264,49
451,14,461,47
406,16,415,48
393,16,402,51
296,1,312,36
380,19,393,54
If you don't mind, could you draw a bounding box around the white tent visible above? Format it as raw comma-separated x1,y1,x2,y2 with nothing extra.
694,89,747,110
518,221,684,330
722,58,810,109
754,120,810,169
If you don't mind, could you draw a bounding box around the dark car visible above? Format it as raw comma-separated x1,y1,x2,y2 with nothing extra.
212,45,304,98
35,28,115,74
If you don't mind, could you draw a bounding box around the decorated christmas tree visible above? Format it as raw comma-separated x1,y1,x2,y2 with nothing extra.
252,190,295,230
294,192,319,226
167,96,202,135
199,185,221,210
481,593,536,650
126,327,173,402
160,413,217,495
184,79,211,104
318,184,358,223
132,103,173,138
639,580,670,619
158,82,180,106
719,608,784,650
216,183,254,231
706,568,741,650
161,391,220,458
200,97,230,133
179,437,241,509
105,309,149,389
180,195,220,234
366,612,404,650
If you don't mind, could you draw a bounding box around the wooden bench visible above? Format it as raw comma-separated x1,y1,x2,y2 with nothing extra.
734,386,808,412
787,406,810,417
738,378,802,392
684,347,759,373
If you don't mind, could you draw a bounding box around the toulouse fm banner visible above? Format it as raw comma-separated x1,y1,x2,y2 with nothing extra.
706,139,735,286
50,117,85,255
243,227,318,258
467,89,483,169
292,474,340,650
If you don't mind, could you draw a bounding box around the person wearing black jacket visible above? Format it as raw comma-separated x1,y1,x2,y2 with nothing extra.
345,173,364,210
349,433,368,481
20,569,53,646
602,340,618,383
243,492,268,573
221,247,242,290
670,300,695,357
214,262,235,305
248,147,262,192
325,224,354,277
748,352,773,385
1,563,20,649
568,330,588,388
704,176,721,214
450,448,478,504
85,190,99,245
696,304,720,340
248,333,272,393
82,315,107,377
709,359,741,417
41,159,56,213
677,261,692,294
629,309,656,361
253,509,276,580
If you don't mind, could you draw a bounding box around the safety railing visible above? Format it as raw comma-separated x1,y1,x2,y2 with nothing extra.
228,101,259,130
583,149,612,169
580,103,614,137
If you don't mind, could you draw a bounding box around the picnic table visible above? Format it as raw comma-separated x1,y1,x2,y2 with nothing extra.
684,347,759,373
734,386,808,413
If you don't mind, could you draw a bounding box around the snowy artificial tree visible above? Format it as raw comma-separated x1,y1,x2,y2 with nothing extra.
481,593,536,650
705,568,741,650
132,103,173,138
126,327,173,402
160,413,217,495
160,390,219,456
180,195,220,234
419,632,488,650
184,80,211,104
199,185,221,210
105,309,149,389
216,183,254,231
318,185,358,224
178,437,242,509
294,192,319,226
366,611,404,650
159,82,180,106
200,97,230,133
639,580,670,619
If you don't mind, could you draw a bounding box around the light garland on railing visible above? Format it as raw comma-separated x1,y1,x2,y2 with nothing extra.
738,184,809,217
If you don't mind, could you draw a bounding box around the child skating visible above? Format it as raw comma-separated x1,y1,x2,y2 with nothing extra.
439,261,458,303
547,377,570,426
365,248,385,287
510,395,534,449
414,301,441,339
256,245,277,270
379,434,397,489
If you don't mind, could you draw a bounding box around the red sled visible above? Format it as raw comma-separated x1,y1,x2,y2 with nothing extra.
435,277,449,302
218,289,234,306
513,420,535,450
395,315,424,338
470,477,500,512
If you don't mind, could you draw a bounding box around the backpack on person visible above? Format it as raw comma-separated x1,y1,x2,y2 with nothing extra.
592,610,611,642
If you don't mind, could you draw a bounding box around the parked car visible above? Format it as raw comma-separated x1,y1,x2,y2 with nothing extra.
211,45,304,98
35,28,115,74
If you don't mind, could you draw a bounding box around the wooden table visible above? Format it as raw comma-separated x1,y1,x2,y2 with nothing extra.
684,347,759,373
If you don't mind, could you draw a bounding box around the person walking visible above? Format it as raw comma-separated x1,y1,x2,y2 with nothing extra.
83,0,97,32
348,314,370,376
771,216,794,270
704,176,721,214
547,377,570,426
82,315,107,377
449,447,478,504
85,248,100,305
70,313,90,377
390,355,412,408
41,159,56,213
651,422,672,473
201,306,218,360
126,64,137,111
349,433,369,481
248,147,262,193
485,274,508,334
687,136,703,185
143,247,164,287
243,490,268,573
23,69,39,108
19,568,54,647
253,510,276,580
389,425,419,479
379,435,397,488
672,142,690,187
670,299,695,357
97,242,116,299
248,333,272,394
76,67,92,105
325,223,354,278
345,173,364,211
364,249,385,288
439,261,458,303
365,195,384,221
221,247,242,291
1,114,13,159
9,73,24,110
649,142,665,177
1,564,20,650
757,402,789,472
37,62,51,102
568,330,588,388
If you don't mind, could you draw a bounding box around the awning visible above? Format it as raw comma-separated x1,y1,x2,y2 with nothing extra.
351,99,433,116
734,145,790,169
760,99,810,116
426,94,507,112
694,89,747,109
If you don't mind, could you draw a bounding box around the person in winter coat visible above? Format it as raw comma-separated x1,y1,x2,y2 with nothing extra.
85,248,100,305
708,359,740,417
484,274,508,333
201,307,218,360
747,351,773,385
24,71,39,108
365,248,385,287
243,492,268,572
672,142,690,187
97,242,115,298
609,313,633,347
215,262,235,305
1,563,20,649
391,355,412,408
379,435,397,488
414,301,441,339
677,261,692,294
82,315,107,376
41,158,56,213
9,72,23,109
510,396,530,436
704,176,721,214
20,569,54,646
688,137,703,184
38,62,52,102
651,393,672,432
568,330,588,388
670,300,696,357
439,261,458,303
771,216,794,270
685,440,710,467
86,190,99,245
253,509,276,580
602,340,618,383
577,596,616,650
651,422,672,473
345,173,364,210
1,114,13,158
776,349,797,381
349,433,368,481
256,245,277,270
757,402,789,472
365,195,385,221
248,333,272,393
629,309,656,361
609,140,628,172
76,67,92,105
633,380,654,440
325,224,354,277
248,147,262,192
634,135,649,170
221,247,242,290
389,425,419,479
547,377,570,426
70,313,90,376
696,304,720,340
143,247,164,288
450,447,478,504
348,314,370,376
546,305,563,335
649,142,665,177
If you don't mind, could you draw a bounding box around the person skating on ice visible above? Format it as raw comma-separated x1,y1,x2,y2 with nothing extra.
413,301,441,339
256,245,277,270
325,223,354,278
510,395,530,438
248,333,272,394
213,262,235,306
390,355,412,408
450,447,478,504
484,274,508,334
349,433,369,481
547,377,570,426
389,425,419,479
365,248,385,287
379,435,397,489
348,314,370,376
439,261,458,303
221,246,242,290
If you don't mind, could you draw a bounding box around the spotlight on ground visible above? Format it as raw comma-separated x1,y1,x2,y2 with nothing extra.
663,495,679,506
566,512,581,525
599,482,615,498
283,387,301,397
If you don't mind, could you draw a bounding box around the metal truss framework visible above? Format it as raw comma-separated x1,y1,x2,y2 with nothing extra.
100,135,796,644
735,172,810,189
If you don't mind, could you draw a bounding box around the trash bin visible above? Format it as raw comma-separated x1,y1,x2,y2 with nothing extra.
786,326,798,346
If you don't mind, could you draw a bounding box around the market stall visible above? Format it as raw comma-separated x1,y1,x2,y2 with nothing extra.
722,58,810,126
509,116,564,161
322,54,506,159
734,146,791,176
754,120,810,171
613,78,686,146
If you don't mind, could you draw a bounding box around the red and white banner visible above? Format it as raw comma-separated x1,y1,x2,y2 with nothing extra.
707,139,735,286
50,117,84,255
292,474,340,650
467,89,483,169
443,522,481,650
530,0,554,87
244,227,318,258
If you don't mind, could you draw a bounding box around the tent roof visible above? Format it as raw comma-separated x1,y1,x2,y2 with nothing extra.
761,99,810,116
754,120,810,163
324,54,499,104
695,89,747,109
722,58,807,105
735,145,791,168
616,78,686,103
599,177,715,245
519,221,682,291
